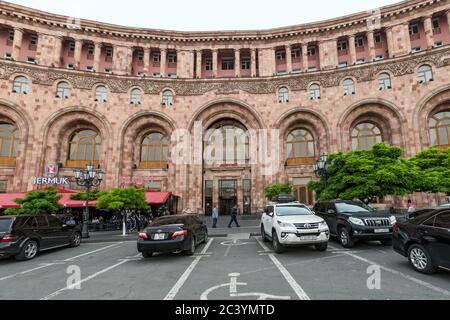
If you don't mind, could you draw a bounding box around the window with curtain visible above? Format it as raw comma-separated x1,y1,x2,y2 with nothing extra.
140,132,169,169
67,130,101,167
429,111,450,147
352,123,383,150
286,129,315,165
0,124,19,166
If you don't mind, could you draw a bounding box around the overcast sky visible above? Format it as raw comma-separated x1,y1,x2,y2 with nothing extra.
6,0,400,31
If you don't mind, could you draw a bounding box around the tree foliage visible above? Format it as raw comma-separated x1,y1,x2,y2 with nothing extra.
309,143,417,202
70,189,106,201
264,183,293,200
5,188,62,216
95,188,149,213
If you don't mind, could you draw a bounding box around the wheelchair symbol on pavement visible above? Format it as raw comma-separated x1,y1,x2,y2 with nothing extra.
200,273,292,300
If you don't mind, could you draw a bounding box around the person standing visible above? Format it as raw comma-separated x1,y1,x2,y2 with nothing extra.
407,199,416,214
228,205,241,228
212,206,219,228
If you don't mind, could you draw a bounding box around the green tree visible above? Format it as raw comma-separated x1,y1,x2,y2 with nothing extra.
264,183,293,200
5,188,63,216
70,189,106,201
309,143,417,203
96,188,149,235
409,147,450,194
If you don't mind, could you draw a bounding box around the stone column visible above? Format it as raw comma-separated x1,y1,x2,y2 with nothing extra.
385,27,394,58
196,49,202,78
447,11,450,34
212,49,218,78
53,36,63,67
74,39,83,70
143,47,150,75
367,30,376,62
12,28,23,61
234,48,241,77
423,16,434,49
250,48,257,77
93,42,102,72
302,43,308,72
160,48,167,77
348,35,356,65
285,45,292,74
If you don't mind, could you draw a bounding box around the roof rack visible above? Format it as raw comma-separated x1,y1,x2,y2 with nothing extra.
271,194,297,204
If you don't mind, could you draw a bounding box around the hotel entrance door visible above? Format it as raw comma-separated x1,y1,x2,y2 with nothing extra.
219,180,237,216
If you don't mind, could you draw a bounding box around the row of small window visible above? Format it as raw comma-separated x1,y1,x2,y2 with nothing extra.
277,65,434,103
11,77,175,106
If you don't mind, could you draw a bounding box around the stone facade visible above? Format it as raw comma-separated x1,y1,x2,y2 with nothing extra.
0,0,449,214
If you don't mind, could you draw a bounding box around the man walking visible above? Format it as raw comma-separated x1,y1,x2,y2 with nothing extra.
228,205,241,228
212,206,219,228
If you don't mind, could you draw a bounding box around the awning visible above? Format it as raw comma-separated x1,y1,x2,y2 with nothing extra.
59,194,97,208
146,192,171,205
0,193,25,209
36,187,78,194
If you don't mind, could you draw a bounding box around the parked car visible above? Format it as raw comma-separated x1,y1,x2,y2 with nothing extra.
393,208,450,274
0,215,82,261
261,196,330,254
313,200,396,248
137,214,208,258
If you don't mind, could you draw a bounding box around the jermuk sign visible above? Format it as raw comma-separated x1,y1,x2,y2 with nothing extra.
32,164,70,185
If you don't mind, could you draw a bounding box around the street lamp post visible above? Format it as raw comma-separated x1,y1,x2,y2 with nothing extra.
73,164,105,239
313,154,329,187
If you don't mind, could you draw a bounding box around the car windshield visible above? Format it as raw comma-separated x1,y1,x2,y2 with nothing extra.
0,218,13,232
150,217,186,227
335,203,374,214
276,206,312,217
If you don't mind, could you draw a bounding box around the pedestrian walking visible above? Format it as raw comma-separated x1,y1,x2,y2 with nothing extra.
212,206,219,228
228,205,241,228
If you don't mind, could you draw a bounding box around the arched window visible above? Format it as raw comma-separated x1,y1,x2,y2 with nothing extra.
140,132,169,169
13,76,29,94
67,130,101,168
418,65,433,83
56,81,71,100
95,86,108,102
309,84,321,100
162,90,174,107
131,88,142,105
205,123,249,165
378,73,392,91
0,124,19,166
286,129,315,165
343,79,355,96
278,87,289,103
429,111,450,147
352,123,383,150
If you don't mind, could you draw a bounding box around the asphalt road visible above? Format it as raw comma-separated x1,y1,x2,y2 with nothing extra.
0,234,449,300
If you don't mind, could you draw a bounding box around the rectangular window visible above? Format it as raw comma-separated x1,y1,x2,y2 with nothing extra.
153,72,161,78
374,33,382,43
168,54,177,63
106,47,113,57
153,52,160,62
205,59,213,71
137,51,144,61
356,58,365,64
27,57,36,64
241,59,250,70
375,55,384,61
221,58,234,70
337,40,348,51
0,181,7,193
291,48,301,58
4,53,12,60
104,68,112,74
337,62,347,68
307,46,316,56
86,66,94,72
30,35,38,45
68,42,75,52
432,18,440,30
355,37,364,48
87,45,95,57
8,31,14,42
276,51,286,60
307,66,317,72
409,23,419,36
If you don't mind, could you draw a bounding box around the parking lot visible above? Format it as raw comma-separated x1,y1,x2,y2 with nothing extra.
0,233,449,300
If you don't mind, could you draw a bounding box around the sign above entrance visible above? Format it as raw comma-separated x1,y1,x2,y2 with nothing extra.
32,164,69,185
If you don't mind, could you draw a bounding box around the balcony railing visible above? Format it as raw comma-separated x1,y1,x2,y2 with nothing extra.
139,161,168,169
66,160,100,168
287,157,315,166
0,156,16,166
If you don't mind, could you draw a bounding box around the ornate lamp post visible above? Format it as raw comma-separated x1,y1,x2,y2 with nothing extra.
73,164,105,239
313,154,330,187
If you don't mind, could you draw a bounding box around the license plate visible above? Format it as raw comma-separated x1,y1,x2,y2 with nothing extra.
300,236,317,241
375,229,389,233
153,233,167,240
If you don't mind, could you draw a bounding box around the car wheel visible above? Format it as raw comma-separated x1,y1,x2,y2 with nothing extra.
380,239,393,246
15,240,39,261
184,237,196,256
408,244,437,274
315,242,328,252
70,232,82,248
204,232,209,244
142,251,154,258
261,225,269,243
272,232,285,254
339,228,355,248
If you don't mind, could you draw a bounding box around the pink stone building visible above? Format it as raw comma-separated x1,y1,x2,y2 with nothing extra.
0,0,449,215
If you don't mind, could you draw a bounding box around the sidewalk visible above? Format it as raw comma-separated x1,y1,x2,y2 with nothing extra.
83,215,262,244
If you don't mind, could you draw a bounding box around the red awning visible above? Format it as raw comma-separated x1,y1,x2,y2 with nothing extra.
146,192,171,205
0,193,25,209
33,187,78,194
59,194,97,208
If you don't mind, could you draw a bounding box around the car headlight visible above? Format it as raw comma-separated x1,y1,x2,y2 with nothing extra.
277,221,295,229
319,221,328,228
390,216,397,226
349,217,365,226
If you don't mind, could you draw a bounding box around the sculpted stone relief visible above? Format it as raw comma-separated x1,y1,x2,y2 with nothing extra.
0,48,449,96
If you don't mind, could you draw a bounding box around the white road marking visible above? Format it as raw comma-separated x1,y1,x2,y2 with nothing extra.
329,245,450,297
0,263,63,281
164,238,214,300
256,239,311,300
64,243,125,262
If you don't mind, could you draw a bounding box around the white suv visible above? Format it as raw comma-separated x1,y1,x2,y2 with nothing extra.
261,202,330,253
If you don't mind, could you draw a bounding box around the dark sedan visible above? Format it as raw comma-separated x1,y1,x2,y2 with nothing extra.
393,208,450,274
0,215,82,261
137,215,208,258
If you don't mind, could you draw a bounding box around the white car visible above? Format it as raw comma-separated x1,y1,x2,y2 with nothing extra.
261,202,330,253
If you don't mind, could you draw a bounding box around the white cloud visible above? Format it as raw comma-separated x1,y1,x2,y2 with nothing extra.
8,0,400,31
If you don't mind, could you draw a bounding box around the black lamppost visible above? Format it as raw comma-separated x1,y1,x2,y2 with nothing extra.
313,154,330,187
73,164,105,239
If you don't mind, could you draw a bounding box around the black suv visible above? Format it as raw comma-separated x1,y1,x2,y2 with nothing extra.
313,200,396,248
0,215,81,261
